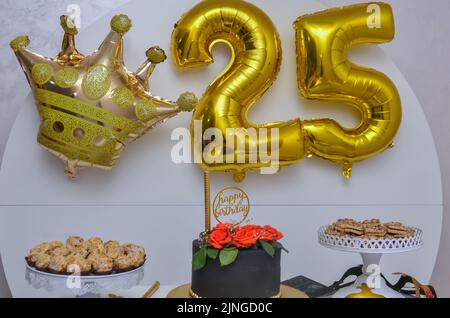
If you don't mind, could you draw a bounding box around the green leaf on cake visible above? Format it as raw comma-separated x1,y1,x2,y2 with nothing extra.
219,248,238,267
207,247,219,260
272,241,289,253
192,246,207,271
260,239,275,257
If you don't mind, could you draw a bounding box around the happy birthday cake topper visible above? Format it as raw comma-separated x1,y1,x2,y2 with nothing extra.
10,14,197,178
213,187,250,225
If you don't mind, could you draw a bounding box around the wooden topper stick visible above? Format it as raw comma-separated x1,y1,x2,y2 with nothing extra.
204,171,211,232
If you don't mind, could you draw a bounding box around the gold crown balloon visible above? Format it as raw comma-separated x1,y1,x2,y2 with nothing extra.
10,14,198,178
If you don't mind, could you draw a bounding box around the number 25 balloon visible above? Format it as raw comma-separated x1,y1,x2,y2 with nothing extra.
11,15,197,178
172,0,402,180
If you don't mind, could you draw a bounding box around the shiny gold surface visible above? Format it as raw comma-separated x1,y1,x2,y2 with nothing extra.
143,281,161,298
204,171,211,232
11,14,197,178
167,284,308,299
212,187,250,225
293,3,402,179
346,284,385,298
188,287,281,299
172,0,304,182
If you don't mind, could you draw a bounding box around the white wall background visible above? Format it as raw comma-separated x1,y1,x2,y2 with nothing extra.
0,0,449,297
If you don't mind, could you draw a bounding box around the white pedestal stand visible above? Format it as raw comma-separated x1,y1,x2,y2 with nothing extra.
25,265,144,298
318,227,423,298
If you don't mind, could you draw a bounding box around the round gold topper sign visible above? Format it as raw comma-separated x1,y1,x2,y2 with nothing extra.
213,187,250,225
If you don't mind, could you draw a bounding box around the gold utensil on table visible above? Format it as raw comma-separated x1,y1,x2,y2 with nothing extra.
108,281,160,298
142,281,160,298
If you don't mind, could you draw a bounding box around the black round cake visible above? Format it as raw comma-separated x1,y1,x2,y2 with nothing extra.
191,240,281,298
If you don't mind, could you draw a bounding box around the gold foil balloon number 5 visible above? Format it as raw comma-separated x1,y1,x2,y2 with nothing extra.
172,0,304,182
294,3,402,179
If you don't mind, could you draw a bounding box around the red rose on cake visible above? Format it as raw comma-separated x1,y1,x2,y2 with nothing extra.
260,225,284,241
207,224,284,250
208,223,232,249
233,225,262,248
197,223,286,270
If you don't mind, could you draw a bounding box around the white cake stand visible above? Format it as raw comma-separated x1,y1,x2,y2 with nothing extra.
25,264,145,298
318,226,423,298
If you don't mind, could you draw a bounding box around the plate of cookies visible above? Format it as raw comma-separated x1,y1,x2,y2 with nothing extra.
319,219,423,253
25,236,146,277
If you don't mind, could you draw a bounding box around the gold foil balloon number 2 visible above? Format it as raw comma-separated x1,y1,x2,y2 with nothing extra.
172,0,402,181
